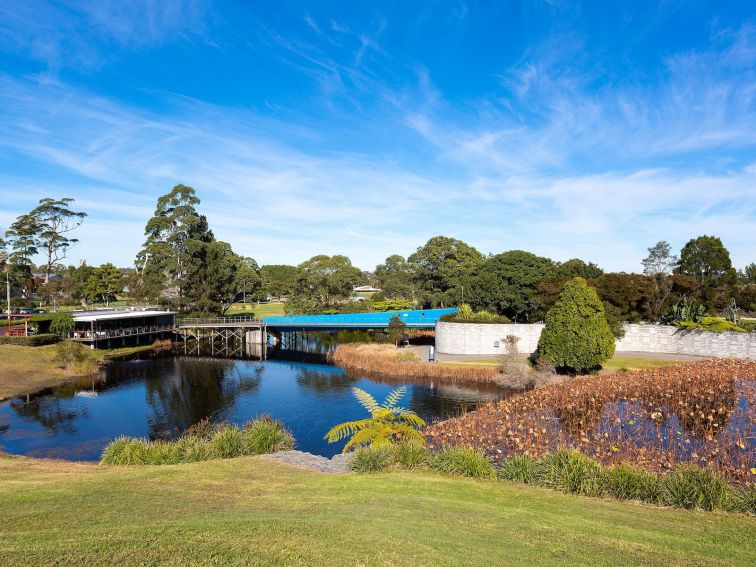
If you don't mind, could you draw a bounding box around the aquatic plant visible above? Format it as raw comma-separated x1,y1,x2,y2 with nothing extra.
424,359,756,484
325,386,426,452
331,343,499,383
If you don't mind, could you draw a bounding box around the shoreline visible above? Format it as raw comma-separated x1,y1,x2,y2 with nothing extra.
0,343,162,403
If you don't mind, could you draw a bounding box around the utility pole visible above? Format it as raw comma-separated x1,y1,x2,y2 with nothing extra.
1,251,9,324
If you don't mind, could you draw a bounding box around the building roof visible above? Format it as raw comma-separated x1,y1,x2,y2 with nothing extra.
73,310,175,323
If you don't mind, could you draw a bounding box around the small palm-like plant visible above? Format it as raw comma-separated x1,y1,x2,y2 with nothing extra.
325,386,426,452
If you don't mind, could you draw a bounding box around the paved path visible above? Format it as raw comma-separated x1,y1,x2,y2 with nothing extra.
261,450,352,473
410,345,707,363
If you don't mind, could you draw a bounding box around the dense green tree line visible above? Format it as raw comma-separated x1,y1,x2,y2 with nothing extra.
3,189,754,320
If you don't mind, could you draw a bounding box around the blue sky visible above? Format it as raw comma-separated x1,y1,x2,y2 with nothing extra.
0,0,755,272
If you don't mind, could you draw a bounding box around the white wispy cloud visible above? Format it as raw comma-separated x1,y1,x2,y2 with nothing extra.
0,5,754,273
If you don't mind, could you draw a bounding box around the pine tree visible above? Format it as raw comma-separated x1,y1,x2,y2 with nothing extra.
537,277,615,373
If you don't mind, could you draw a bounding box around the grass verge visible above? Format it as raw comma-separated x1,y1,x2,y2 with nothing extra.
0,343,158,401
0,454,754,566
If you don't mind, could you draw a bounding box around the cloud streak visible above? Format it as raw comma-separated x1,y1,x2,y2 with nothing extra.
0,2,754,274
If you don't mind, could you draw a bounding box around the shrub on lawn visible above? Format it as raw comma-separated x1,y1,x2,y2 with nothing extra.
54,340,94,372
392,440,430,469
0,333,60,346
731,485,756,515
350,445,394,473
659,465,732,511
605,463,661,502
49,312,75,338
242,416,296,454
498,455,537,483
100,417,294,465
537,277,615,373
430,446,496,479
534,449,607,497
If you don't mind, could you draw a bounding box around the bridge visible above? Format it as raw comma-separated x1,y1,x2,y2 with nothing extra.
261,308,456,331
174,309,456,356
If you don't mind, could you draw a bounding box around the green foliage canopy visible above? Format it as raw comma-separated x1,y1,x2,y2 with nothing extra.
375,254,417,300
408,236,484,308
537,277,615,373
467,250,555,321
325,386,425,452
676,235,733,285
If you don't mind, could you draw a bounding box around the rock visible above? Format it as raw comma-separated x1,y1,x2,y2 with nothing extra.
262,450,352,474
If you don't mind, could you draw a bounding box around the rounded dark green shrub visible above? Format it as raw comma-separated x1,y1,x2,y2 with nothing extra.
430,446,496,479
498,455,537,483
534,450,607,497
659,465,731,511
49,312,75,338
350,445,394,473
537,277,615,373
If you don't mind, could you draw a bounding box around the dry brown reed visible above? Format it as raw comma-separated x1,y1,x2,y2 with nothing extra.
331,343,499,383
425,359,756,485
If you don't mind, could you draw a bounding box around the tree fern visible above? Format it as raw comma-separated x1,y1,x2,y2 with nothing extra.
352,388,380,413
383,386,406,409
325,386,426,452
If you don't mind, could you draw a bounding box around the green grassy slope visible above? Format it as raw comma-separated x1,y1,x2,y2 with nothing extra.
0,455,753,566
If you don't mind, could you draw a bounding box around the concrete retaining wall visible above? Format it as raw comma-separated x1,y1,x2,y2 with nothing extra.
435,321,756,359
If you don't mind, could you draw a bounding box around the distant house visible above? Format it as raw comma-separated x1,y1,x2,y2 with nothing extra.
32,273,64,283
352,285,382,293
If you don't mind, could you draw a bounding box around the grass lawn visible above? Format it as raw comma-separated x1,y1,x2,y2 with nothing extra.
603,356,678,370
0,456,753,566
439,358,501,367
226,301,286,318
0,344,154,400
439,355,677,371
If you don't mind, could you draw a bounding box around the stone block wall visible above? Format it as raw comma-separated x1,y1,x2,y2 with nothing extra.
435,321,756,359
435,322,545,356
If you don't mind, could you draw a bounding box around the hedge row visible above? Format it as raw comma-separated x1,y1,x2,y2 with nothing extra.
351,444,756,515
0,334,61,346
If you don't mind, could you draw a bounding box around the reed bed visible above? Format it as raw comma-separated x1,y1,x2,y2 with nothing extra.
100,416,294,465
331,343,499,383
424,359,756,484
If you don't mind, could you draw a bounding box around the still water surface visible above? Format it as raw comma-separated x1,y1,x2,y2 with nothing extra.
0,356,507,461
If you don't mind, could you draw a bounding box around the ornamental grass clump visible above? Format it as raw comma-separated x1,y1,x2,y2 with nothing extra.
350,445,395,473
498,455,537,483
392,440,430,469
534,449,607,497
100,417,294,465
604,463,661,502
659,464,732,511
430,446,496,479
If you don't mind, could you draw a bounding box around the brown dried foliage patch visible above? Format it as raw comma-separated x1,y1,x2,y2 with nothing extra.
424,359,756,484
331,344,499,383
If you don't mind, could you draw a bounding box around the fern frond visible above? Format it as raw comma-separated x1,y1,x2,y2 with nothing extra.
344,425,390,452
383,386,407,409
352,387,379,413
324,418,372,442
397,410,426,428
